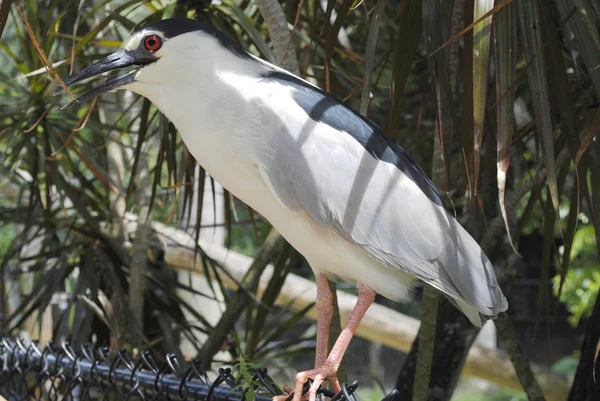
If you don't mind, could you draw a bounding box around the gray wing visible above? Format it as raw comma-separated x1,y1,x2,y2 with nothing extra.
257,72,507,322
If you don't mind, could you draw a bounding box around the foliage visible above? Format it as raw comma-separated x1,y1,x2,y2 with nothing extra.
551,353,580,377
0,0,598,399
234,353,262,401
0,0,311,361
554,222,600,326
228,199,271,257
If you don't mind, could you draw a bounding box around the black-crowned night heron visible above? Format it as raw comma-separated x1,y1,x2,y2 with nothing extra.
62,18,508,401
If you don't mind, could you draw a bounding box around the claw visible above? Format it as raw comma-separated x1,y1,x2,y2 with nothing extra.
291,365,339,401
283,285,376,401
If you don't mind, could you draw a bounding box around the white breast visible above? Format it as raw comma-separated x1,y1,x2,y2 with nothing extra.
132,58,416,303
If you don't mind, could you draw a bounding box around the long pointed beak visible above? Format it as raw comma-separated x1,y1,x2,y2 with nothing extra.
61,49,145,107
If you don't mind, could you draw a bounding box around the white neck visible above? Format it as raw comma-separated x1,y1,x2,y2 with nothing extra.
128,32,268,130
125,31,277,200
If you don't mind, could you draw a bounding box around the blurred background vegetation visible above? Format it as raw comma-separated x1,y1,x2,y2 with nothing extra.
0,0,599,400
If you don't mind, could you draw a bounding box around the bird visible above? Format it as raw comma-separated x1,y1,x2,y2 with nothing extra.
62,18,508,401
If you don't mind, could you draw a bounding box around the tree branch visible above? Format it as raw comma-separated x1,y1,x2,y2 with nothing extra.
567,288,600,401
254,0,299,75
496,313,546,401
109,214,571,400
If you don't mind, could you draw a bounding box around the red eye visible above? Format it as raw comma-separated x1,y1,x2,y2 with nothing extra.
144,34,162,52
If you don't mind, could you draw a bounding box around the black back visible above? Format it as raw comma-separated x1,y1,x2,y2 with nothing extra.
261,71,443,206
138,19,442,206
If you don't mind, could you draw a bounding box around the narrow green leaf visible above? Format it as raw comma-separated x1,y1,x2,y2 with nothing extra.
78,0,118,30
413,3,454,400
555,0,600,97
247,207,260,241
589,139,600,257
575,106,600,166
156,285,213,330
517,0,560,212
427,0,515,59
125,98,151,201
193,166,206,254
536,194,555,335
460,0,474,196
424,0,454,192
224,189,233,249
217,2,276,63
494,0,517,251
323,0,354,92
246,243,291,356
74,0,142,53
149,118,167,221
472,0,494,197
258,301,314,350
539,4,580,160
385,0,422,139
180,145,196,228
161,0,176,19
0,0,13,41
359,0,387,116
557,182,580,298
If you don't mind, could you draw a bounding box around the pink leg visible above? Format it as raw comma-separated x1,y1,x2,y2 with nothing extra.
315,273,333,368
272,274,337,401
291,283,376,401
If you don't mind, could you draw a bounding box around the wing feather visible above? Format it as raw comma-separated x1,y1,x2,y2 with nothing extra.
255,71,507,323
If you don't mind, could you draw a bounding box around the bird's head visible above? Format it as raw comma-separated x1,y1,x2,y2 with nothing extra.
63,18,251,106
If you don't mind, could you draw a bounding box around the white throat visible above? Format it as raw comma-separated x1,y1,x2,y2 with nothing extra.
125,31,276,205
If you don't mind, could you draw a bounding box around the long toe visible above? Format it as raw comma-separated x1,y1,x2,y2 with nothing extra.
330,377,342,394
292,365,339,401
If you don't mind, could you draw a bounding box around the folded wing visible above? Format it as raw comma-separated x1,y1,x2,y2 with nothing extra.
256,70,508,325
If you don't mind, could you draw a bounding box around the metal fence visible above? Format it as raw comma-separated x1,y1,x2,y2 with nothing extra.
0,338,399,401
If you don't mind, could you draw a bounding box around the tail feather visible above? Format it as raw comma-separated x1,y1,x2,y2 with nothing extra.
446,295,507,327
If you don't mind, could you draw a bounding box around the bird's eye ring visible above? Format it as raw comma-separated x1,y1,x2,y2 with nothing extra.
144,34,162,52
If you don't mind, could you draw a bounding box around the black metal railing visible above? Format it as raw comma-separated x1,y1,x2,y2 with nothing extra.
0,338,399,401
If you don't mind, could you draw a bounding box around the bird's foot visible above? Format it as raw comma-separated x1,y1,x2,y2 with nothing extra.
291,364,341,401
273,393,291,401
